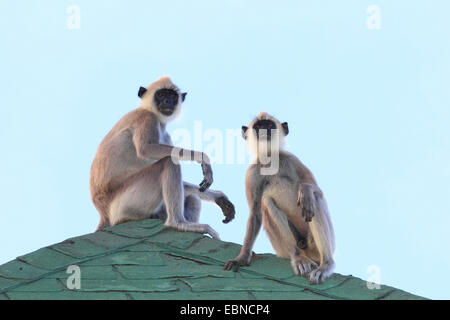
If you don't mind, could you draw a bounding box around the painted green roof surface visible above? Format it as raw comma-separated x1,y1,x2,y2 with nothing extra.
0,219,424,300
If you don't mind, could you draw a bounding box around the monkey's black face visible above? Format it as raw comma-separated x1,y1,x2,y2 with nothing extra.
154,89,179,116
252,119,277,140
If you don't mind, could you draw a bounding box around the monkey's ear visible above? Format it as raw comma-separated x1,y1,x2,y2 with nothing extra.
181,92,187,102
138,86,147,98
281,122,289,136
242,126,248,139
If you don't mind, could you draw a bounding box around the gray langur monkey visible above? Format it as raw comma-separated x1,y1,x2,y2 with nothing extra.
224,112,335,284
89,76,235,239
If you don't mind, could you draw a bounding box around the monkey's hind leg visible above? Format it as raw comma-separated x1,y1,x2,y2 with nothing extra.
159,158,220,239
261,196,318,277
108,157,219,239
183,195,201,222
152,195,201,222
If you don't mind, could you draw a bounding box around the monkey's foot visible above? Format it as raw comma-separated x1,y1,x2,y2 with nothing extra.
215,196,236,223
167,222,220,240
223,255,251,272
290,254,318,277
308,268,329,284
207,227,221,240
308,260,335,284
198,223,220,240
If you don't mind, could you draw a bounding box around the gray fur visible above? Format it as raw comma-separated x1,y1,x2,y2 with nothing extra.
89,76,235,238
224,112,335,284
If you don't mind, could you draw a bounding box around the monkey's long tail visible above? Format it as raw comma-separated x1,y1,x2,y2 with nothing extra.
308,197,335,268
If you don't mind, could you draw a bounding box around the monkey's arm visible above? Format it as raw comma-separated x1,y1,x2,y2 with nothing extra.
288,155,322,222
184,182,235,223
224,213,262,272
132,117,206,162
136,142,208,165
297,183,324,223
132,115,213,191
224,172,262,271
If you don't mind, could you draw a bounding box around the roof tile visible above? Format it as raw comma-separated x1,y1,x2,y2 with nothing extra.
380,289,425,300
0,259,48,280
17,248,75,270
129,290,251,300
46,265,120,280
50,238,113,259
121,242,161,252
0,277,20,292
252,289,333,300
82,251,166,266
186,238,242,263
280,273,349,291
79,231,138,250
78,279,178,292
323,277,394,300
8,278,64,292
105,220,166,239
183,277,304,292
5,291,130,300
116,256,235,280
147,229,206,250
240,254,297,279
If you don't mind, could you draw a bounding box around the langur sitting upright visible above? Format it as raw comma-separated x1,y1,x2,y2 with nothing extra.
224,112,335,284
89,76,235,239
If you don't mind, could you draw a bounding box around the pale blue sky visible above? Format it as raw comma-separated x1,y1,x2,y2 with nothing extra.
1,1,449,299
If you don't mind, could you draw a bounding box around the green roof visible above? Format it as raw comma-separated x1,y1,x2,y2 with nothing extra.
0,219,424,300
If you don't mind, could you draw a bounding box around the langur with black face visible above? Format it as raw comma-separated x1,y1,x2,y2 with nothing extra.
90,76,235,239
224,112,335,284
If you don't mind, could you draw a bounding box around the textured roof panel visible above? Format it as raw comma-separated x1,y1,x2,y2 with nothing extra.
0,219,425,300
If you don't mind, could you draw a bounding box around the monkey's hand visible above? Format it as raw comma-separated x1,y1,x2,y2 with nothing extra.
297,184,318,223
224,253,252,272
215,196,235,223
199,153,213,192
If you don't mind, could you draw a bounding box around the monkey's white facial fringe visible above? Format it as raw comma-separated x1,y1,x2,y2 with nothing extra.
247,129,285,155
140,75,183,124
247,129,284,175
